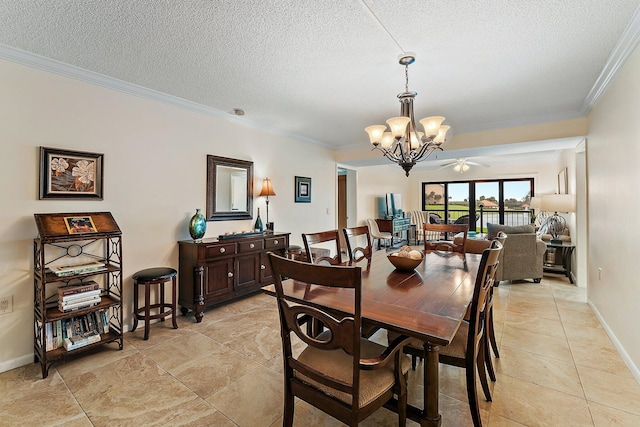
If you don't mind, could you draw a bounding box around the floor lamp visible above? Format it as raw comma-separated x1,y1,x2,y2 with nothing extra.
259,178,276,231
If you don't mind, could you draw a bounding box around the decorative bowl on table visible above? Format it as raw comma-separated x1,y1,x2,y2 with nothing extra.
387,246,424,271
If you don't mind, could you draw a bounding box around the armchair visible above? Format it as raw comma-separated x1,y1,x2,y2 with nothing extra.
454,224,545,284
487,224,545,283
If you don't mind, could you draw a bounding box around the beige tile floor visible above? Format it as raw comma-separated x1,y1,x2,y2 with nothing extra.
2,274,640,426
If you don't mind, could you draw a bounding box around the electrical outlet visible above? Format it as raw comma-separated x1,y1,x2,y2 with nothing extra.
0,296,12,314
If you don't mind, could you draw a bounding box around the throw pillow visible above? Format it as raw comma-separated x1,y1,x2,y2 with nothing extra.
487,223,535,240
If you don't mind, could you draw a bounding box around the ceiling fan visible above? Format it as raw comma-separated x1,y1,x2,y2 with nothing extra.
439,158,490,173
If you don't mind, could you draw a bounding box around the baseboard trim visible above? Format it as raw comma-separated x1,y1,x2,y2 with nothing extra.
588,299,640,384
0,354,36,374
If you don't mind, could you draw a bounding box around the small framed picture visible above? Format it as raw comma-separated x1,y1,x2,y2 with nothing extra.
295,176,311,203
64,216,98,234
39,147,104,199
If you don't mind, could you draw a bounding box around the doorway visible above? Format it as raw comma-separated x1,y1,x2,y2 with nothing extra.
337,167,357,251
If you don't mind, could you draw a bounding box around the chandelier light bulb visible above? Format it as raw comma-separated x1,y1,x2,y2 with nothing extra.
365,125,387,145
410,132,424,149
419,116,445,138
433,125,450,144
381,132,394,148
386,117,411,138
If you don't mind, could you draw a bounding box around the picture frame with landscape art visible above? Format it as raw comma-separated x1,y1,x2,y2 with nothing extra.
295,176,311,203
39,147,104,199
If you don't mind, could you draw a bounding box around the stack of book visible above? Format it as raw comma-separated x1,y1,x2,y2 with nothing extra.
57,281,101,313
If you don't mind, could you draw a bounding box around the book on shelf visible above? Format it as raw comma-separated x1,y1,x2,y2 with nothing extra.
50,261,106,277
58,297,101,313
57,281,100,297
59,289,101,303
63,332,101,351
58,294,101,306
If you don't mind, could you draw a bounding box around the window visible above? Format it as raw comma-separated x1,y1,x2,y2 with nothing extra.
422,178,535,231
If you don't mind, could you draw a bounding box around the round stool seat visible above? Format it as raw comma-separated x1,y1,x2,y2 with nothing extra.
132,267,177,282
132,267,178,340
287,245,303,260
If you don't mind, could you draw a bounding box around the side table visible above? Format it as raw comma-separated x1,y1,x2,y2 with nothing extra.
543,242,575,283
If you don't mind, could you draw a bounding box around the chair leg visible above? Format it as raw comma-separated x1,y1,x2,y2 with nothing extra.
485,335,496,382
488,306,500,358
477,338,492,402
398,373,408,427
283,381,294,427
466,360,483,427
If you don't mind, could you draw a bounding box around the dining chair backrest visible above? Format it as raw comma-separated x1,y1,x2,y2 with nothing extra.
267,252,410,426
302,230,342,265
439,239,502,427
342,225,373,263
423,223,469,269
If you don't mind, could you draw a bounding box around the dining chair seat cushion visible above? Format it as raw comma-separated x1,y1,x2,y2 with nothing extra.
389,321,468,361
296,331,411,407
439,321,468,360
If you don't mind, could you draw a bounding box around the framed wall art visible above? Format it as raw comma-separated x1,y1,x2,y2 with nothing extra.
295,176,311,203
39,147,104,200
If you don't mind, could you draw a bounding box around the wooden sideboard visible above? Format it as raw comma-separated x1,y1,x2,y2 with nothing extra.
376,217,411,247
178,232,289,322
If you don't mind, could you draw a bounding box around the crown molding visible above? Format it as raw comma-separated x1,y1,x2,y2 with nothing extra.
581,5,640,115
0,43,330,149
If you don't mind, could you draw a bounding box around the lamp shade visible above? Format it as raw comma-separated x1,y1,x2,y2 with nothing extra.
529,196,541,210
541,194,575,213
433,125,450,144
258,178,276,197
386,117,411,137
365,125,387,144
419,116,445,137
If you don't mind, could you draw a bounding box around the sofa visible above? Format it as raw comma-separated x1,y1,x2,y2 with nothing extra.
454,224,546,284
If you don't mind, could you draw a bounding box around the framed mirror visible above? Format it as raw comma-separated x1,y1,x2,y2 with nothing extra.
206,155,254,221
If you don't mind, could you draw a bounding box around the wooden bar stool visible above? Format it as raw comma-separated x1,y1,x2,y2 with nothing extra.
132,267,178,340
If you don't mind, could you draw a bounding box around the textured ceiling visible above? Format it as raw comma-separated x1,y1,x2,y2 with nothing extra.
1,0,639,166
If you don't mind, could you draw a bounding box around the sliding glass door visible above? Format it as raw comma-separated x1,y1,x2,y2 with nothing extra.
422,178,534,232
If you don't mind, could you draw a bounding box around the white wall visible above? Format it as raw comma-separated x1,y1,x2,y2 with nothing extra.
354,164,411,223
0,59,337,371
587,42,640,377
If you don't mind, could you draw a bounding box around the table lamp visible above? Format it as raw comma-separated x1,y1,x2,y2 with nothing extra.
258,177,276,231
540,194,575,244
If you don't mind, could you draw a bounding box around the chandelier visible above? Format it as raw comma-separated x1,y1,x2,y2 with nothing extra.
365,54,449,176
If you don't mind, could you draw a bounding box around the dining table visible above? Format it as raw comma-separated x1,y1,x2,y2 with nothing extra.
263,248,481,427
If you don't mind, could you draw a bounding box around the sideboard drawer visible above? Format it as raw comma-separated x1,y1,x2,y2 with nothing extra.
265,236,286,250
238,239,264,253
204,243,237,258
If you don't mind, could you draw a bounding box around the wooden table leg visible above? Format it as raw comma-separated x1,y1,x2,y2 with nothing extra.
422,342,442,427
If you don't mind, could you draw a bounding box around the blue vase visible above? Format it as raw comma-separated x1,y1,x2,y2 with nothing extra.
189,209,206,241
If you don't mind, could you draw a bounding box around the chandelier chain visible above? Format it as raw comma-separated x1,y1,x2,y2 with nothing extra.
405,64,409,93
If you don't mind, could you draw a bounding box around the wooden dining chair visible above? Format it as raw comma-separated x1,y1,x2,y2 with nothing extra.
389,240,502,427
423,223,469,268
342,225,373,263
484,232,507,382
302,230,342,265
439,240,502,427
267,253,412,427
